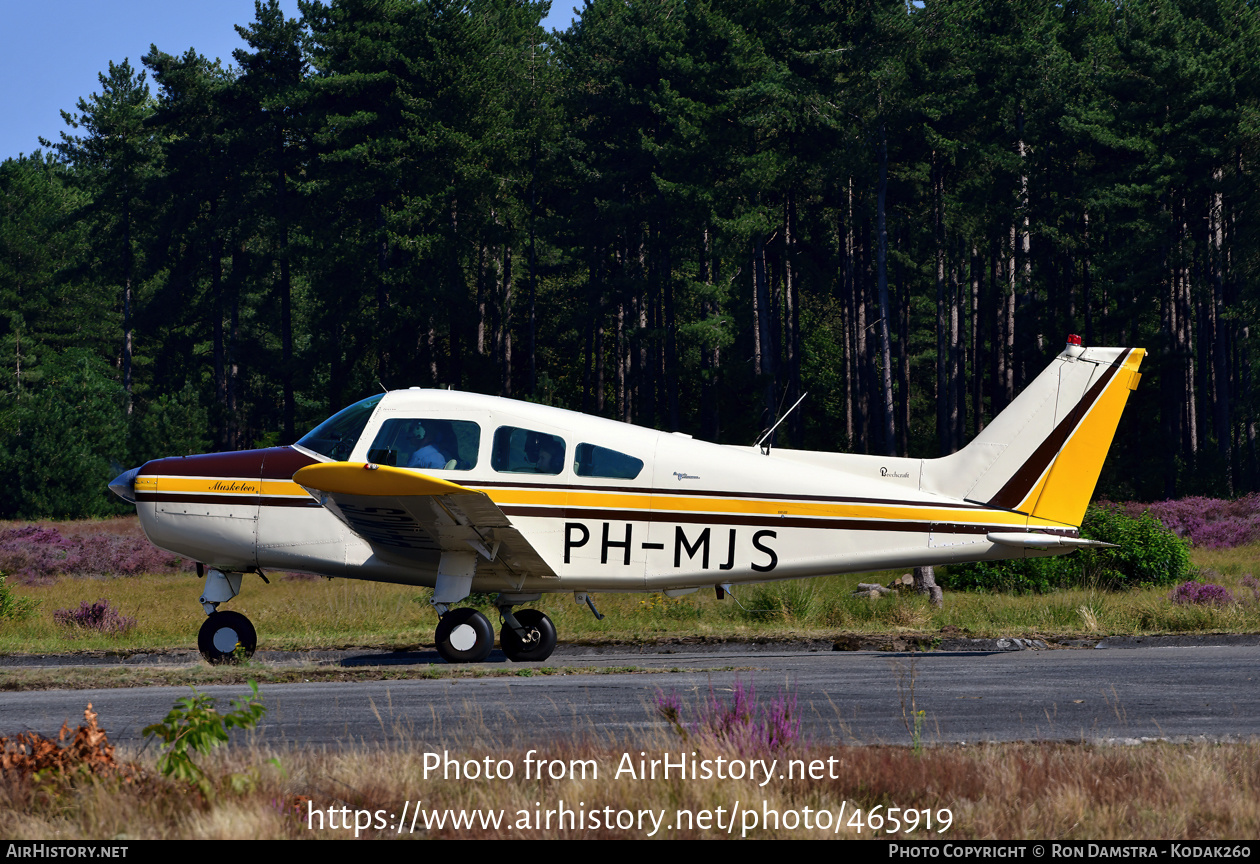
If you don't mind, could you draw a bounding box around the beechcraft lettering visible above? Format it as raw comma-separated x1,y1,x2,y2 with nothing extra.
109,337,1144,665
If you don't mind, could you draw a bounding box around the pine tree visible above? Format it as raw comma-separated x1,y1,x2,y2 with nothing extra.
44,59,159,416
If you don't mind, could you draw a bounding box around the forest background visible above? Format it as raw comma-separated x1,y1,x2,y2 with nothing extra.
2,0,1258,520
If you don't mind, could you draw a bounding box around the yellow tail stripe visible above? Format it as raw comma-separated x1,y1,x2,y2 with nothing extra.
1025,349,1145,526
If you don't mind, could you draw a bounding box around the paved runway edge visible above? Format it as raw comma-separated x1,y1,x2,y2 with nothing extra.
3,632,1260,668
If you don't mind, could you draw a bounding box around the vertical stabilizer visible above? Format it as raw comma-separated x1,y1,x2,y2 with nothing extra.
921,344,1144,528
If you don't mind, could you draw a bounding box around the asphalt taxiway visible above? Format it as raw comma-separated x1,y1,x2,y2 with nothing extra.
2,639,1258,748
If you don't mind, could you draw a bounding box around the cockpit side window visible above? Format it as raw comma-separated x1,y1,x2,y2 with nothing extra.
368,419,480,470
491,427,566,475
296,394,384,460
574,443,644,479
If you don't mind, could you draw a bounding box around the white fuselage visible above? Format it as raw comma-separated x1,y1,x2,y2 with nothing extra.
134,388,1068,594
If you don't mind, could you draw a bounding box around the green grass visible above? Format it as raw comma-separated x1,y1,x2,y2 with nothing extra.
2,543,1257,656
0,663,733,692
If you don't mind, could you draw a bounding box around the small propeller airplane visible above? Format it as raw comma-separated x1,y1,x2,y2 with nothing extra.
109,337,1143,664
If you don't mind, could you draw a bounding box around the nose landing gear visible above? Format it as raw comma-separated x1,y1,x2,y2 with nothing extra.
196,567,259,664
198,610,257,665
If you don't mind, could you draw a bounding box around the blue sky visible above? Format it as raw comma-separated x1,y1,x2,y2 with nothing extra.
1,1,578,162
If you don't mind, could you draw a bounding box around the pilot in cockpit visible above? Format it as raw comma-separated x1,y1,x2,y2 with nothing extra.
406,421,452,469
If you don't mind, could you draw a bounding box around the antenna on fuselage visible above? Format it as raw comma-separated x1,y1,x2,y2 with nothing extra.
755,391,808,455
378,380,388,393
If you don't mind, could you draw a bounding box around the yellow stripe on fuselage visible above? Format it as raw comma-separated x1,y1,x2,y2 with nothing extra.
143,472,1062,531
486,487,1052,528
141,476,312,498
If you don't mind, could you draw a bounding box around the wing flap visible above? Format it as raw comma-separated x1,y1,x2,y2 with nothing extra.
293,462,558,579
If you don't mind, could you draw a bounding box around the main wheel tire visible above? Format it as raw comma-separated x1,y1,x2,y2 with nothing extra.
434,608,495,663
500,609,557,662
198,610,257,665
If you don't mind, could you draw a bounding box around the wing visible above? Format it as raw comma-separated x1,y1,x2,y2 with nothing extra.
292,462,558,580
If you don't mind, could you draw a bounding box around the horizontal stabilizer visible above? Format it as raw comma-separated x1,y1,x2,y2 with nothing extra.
986,532,1118,550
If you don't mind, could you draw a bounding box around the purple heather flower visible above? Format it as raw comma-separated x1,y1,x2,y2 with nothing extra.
1169,581,1235,606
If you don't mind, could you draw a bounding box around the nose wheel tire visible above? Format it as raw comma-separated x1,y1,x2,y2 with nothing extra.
198,610,257,665
500,609,557,662
434,608,494,663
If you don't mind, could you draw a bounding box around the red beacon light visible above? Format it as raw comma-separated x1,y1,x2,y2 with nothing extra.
1067,334,1083,346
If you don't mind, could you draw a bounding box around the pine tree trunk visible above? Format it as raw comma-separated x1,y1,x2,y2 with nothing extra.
211,226,226,450
970,245,983,437
122,196,133,417
876,128,896,457
754,233,776,428
841,195,854,447
1211,177,1232,494
934,155,948,455
786,194,804,447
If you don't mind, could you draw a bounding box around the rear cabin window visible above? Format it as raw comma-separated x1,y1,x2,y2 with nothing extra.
368,419,480,470
491,427,566,475
296,394,384,460
574,443,644,480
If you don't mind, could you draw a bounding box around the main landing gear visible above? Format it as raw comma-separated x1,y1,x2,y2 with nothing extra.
427,591,607,664
498,608,557,663
428,604,558,664
428,596,559,664
196,567,259,665
433,607,497,663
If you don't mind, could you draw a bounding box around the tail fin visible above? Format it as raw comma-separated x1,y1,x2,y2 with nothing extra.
921,344,1144,528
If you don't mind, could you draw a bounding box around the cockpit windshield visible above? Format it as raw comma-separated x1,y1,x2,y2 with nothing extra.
295,394,384,460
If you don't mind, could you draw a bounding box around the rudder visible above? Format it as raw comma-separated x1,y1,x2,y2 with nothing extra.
921,343,1144,528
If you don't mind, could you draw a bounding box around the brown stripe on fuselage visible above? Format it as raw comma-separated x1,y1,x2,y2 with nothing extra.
261,446,319,478
987,351,1129,511
140,446,315,479
499,505,1077,536
463,481,988,511
136,493,319,508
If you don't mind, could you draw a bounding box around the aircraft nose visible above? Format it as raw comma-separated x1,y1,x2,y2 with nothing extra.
108,466,141,504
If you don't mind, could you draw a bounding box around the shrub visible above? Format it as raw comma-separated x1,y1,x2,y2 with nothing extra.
53,598,136,635
1077,506,1192,588
0,573,40,620
142,681,267,796
0,703,132,781
1103,494,1260,549
0,523,188,583
1169,581,1235,606
943,505,1190,594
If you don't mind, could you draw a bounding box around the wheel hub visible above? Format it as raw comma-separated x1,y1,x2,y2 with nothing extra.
449,623,478,651
212,627,240,653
